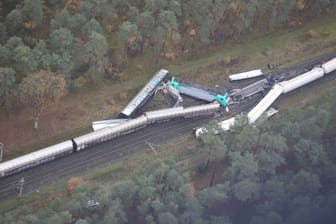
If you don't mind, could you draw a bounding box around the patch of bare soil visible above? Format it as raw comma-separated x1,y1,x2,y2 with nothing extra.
0,87,124,159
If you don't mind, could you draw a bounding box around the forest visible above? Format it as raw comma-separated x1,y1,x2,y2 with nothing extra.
1,87,335,224
1,0,336,115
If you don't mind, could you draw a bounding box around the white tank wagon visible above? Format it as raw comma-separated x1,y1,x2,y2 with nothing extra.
278,68,324,94
247,84,283,124
144,102,221,123
229,69,263,81
74,116,148,151
0,140,74,177
144,107,185,123
73,127,117,151
106,115,148,137
183,102,221,117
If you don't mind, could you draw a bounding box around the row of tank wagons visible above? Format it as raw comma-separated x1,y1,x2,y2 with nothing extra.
0,102,222,177
195,57,336,137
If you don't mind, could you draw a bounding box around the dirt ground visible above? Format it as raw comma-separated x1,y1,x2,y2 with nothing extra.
0,87,124,159
1,22,336,159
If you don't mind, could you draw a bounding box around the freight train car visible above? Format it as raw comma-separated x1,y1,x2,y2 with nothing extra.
118,69,170,118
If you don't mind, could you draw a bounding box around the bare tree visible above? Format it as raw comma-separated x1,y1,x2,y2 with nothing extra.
18,70,66,129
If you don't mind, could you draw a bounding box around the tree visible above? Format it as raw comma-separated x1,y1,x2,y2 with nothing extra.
257,151,285,176
79,0,113,20
46,0,65,8
49,28,75,53
250,211,284,224
21,0,44,28
46,28,79,80
0,22,7,44
144,0,168,14
102,199,127,224
190,0,228,44
18,70,66,129
5,9,23,35
0,44,11,66
136,11,155,39
44,211,72,224
3,37,39,75
118,21,142,57
32,40,53,71
84,31,108,82
13,42,38,74
210,216,232,224
200,121,228,164
199,121,228,186
81,18,103,36
232,178,260,202
52,10,87,35
158,212,178,224
50,52,75,80
75,219,89,224
232,125,260,153
197,183,229,208
120,160,204,223
158,10,177,30
293,139,327,168
287,169,322,197
0,67,16,116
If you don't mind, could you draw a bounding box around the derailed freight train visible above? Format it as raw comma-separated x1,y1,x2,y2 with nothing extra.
195,57,336,136
0,102,221,177
1,57,336,178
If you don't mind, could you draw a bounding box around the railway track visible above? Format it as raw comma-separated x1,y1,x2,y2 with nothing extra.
0,52,335,201
0,116,214,200
0,95,259,201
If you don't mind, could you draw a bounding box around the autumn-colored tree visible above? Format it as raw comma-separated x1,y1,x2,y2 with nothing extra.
18,70,66,129
66,177,84,196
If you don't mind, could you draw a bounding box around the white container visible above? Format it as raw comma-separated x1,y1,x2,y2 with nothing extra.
92,119,128,131
229,69,263,81
219,117,236,131
279,68,324,94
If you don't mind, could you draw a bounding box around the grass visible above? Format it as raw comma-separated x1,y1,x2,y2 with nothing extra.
85,135,201,182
